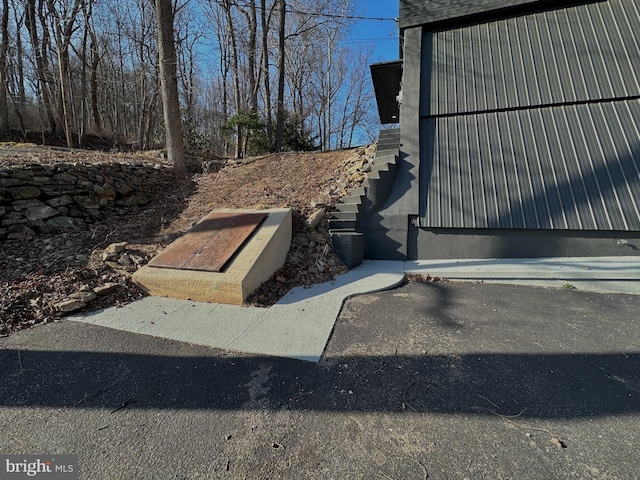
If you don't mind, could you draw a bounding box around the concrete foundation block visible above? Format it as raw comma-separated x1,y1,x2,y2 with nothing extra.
330,230,364,269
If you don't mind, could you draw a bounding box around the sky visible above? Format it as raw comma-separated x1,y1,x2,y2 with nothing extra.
351,1,400,63
194,1,400,69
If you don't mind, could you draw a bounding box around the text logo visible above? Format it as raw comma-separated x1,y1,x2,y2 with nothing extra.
0,456,77,480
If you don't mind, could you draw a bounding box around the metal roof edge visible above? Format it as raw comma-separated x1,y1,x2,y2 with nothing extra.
399,0,604,31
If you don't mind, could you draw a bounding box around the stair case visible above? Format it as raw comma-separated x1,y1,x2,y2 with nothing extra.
330,128,400,267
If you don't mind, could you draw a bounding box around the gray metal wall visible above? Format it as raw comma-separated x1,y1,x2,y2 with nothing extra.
426,0,640,114
421,101,640,231
418,0,640,234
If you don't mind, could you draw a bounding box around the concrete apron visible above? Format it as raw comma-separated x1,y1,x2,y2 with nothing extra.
71,261,406,363
71,257,640,362
406,256,640,296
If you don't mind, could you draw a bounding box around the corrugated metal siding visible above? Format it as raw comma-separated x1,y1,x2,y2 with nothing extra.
421,100,640,230
420,0,640,231
429,0,640,116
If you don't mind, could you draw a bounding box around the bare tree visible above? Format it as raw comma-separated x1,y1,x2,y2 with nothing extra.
212,3,231,155
46,0,83,147
7,0,27,137
128,0,160,149
11,1,26,113
260,0,273,147
0,0,9,134
343,49,375,147
221,0,243,158
240,0,258,114
87,11,102,133
76,0,92,144
154,0,185,174
274,0,285,151
2,0,378,153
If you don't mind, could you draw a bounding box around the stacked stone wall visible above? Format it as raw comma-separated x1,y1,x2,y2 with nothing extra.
0,161,178,240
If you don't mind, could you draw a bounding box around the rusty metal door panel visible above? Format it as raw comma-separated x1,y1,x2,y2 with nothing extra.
148,212,268,272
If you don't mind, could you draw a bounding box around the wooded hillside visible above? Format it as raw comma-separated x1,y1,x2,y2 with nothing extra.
0,0,379,157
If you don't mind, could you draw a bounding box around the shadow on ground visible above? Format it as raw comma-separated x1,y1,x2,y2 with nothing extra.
1,345,638,419
2,282,640,418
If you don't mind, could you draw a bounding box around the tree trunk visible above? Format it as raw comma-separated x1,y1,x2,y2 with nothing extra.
325,31,332,151
247,0,258,113
154,0,185,174
89,27,101,133
260,0,273,147
25,0,55,133
223,0,242,159
56,45,74,147
39,0,59,134
0,0,10,134
144,88,159,150
13,6,26,113
274,0,286,152
214,3,230,156
137,30,147,149
47,0,82,148
79,0,94,144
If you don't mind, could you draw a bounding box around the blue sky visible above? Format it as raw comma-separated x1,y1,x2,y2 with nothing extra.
352,1,400,63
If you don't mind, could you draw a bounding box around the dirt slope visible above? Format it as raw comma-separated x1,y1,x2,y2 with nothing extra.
0,146,375,335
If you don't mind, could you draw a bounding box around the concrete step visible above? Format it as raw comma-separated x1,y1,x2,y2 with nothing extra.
330,211,357,221
378,128,400,141
371,162,392,174
377,138,399,147
349,186,366,197
342,193,364,204
373,153,397,166
329,218,357,230
364,161,398,211
367,170,381,182
335,203,360,214
376,131,400,148
376,145,399,156
376,138,400,148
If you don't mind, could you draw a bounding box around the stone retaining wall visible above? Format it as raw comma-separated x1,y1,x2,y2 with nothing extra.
0,161,178,241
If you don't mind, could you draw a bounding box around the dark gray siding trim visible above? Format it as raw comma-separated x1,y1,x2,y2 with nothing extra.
399,0,596,30
427,0,640,116
420,100,640,231
401,0,543,29
413,228,640,259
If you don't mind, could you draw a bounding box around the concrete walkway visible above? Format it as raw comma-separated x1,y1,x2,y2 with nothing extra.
407,256,640,295
72,256,640,362
72,261,406,362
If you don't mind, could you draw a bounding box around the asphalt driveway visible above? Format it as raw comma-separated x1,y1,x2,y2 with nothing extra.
1,281,639,479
